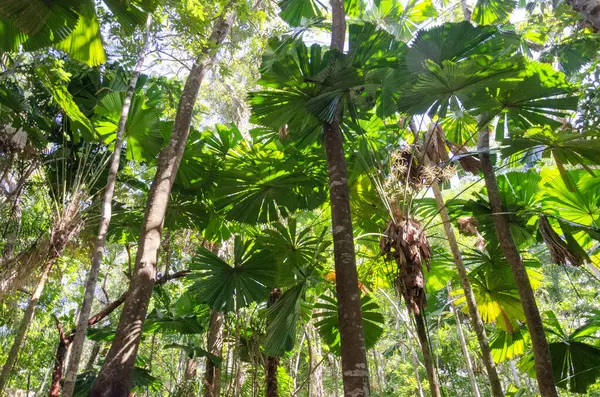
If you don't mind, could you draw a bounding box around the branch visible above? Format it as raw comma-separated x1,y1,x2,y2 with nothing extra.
157,269,190,285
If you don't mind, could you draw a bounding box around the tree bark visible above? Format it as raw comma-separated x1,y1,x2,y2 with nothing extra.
431,181,504,397
266,288,282,397
48,292,128,397
478,130,558,397
0,257,55,394
203,310,225,397
448,284,481,397
323,2,370,396
62,16,153,397
413,312,441,397
307,324,324,397
88,11,234,397
565,0,600,30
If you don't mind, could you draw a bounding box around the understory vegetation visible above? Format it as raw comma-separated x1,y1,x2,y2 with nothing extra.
1,0,600,396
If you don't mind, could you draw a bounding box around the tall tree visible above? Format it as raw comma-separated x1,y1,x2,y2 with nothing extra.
61,15,153,397
203,310,225,397
478,129,559,397
323,0,371,394
89,10,235,396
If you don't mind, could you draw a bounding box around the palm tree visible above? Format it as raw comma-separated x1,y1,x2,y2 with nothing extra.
389,20,583,396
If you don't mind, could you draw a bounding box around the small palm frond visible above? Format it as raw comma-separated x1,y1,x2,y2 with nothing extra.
188,236,277,312
313,292,384,355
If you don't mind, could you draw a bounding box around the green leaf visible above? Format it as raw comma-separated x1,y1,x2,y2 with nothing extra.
36,67,94,139
263,283,306,356
313,293,384,355
95,91,163,162
278,0,324,27
472,0,517,25
164,343,221,365
189,236,277,312
54,0,105,66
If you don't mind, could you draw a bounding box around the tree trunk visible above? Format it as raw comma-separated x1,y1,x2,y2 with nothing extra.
460,0,472,21
409,336,425,397
175,353,198,397
323,3,370,396
448,284,481,397
413,312,441,397
266,356,279,397
478,130,558,397
203,310,225,397
62,15,153,397
266,288,282,397
48,292,128,396
89,12,234,397
565,0,600,30
0,257,55,394
307,324,324,397
431,181,504,397
85,342,101,371
49,317,71,397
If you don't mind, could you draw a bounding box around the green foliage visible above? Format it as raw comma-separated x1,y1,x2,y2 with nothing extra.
189,236,277,312
313,293,385,355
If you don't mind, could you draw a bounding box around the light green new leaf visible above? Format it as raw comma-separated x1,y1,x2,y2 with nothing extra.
36,67,94,139
55,0,105,66
95,91,163,162
472,0,517,25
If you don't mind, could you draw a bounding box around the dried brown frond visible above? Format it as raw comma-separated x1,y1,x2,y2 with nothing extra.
447,141,481,175
457,216,486,250
426,123,449,165
380,217,432,315
538,215,586,267
278,124,289,141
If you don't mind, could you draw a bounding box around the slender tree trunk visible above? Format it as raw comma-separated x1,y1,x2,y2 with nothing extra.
409,337,425,397
48,292,128,396
459,0,472,21
266,356,279,397
323,2,370,396
307,324,324,397
448,284,481,397
266,288,282,397
89,12,234,397
430,181,504,396
328,354,340,397
85,342,101,371
203,310,225,397
62,16,153,397
49,317,70,397
175,349,198,397
413,312,441,397
0,257,55,393
2,190,22,260
478,130,558,397
565,0,600,30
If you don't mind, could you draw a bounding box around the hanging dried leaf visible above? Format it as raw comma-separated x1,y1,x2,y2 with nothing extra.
380,217,432,315
425,123,450,165
447,141,481,175
538,215,586,267
457,216,485,250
